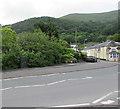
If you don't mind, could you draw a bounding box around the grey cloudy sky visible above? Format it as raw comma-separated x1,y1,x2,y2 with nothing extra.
0,0,119,25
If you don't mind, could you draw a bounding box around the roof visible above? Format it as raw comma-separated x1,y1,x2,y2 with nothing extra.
84,40,120,50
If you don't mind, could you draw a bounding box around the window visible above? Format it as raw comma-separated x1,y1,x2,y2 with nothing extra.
116,54,119,58
110,54,113,58
113,54,116,58
111,47,116,51
109,54,119,58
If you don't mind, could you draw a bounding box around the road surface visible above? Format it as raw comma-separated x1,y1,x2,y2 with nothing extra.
1,62,119,107
2,61,117,79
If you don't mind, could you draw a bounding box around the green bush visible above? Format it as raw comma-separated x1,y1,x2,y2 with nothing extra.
81,52,87,61
27,52,47,67
2,46,22,70
0,54,2,70
61,53,74,63
74,52,80,60
2,27,81,70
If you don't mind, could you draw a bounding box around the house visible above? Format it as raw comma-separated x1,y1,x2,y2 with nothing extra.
70,44,79,52
81,40,120,61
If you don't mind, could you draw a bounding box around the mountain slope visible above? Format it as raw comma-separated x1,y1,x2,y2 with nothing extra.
10,17,79,33
60,10,118,23
4,10,118,36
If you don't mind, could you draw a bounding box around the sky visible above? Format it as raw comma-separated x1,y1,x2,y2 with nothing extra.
0,0,119,25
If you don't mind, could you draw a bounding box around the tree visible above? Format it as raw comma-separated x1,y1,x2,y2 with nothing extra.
34,21,59,39
60,34,75,44
97,35,107,42
107,34,120,42
2,26,16,53
17,29,49,53
2,27,23,70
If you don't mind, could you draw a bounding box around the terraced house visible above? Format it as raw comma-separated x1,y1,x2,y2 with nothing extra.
82,40,120,61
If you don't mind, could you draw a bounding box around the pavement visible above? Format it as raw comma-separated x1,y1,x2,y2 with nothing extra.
1,61,118,79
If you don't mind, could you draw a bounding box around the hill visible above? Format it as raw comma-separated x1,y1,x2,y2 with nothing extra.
3,10,119,43
10,16,82,34
5,10,118,34
60,10,118,23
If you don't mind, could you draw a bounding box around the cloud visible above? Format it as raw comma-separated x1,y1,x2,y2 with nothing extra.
0,0,118,25
1,0,37,25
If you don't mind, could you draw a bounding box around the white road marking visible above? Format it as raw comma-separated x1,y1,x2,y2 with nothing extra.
42,73,59,77
114,90,120,93
52,103,90,107
3,76,33,81
3,78,13,81
3,73,60,81
15,84,46,89
0,87,13,91
92,92,113,104
82,76,93,80
62,73,66,75
14,80,67,89
47,80,66,86
0,76,90,90
2,76,94,90
2,79,67,90
101,100,115,104
15,85,32,88
31,84,46,87
68,78,78,81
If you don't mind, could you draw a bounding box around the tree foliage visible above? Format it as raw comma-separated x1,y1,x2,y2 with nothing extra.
107,34,120,42
2,27,79,70
34,21,59,39
2,26,16,53
2,11,119,69
5,15,118,44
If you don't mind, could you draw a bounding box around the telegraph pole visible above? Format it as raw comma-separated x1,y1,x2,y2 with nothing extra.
84,39,87,47
75,27,77,52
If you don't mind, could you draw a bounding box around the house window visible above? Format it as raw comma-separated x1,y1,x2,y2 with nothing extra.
111,47,116,51
116,54,119,58
113,54,116,58
110,54,113,58
110,54,119,58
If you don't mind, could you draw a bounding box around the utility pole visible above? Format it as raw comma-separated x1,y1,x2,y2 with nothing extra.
75,27,77,52
84,39,87,47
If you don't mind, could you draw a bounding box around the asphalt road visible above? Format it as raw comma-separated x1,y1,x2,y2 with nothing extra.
1,62,119,107
2,61,117,79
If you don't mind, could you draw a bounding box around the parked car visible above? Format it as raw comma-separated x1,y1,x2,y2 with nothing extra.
85,56,97,62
